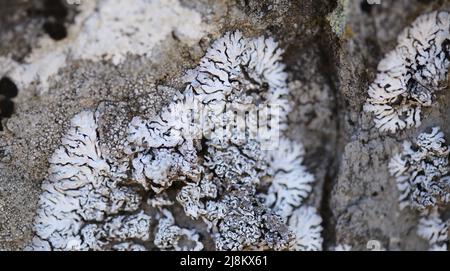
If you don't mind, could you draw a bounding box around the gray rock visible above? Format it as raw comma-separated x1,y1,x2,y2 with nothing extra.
1,0,449,250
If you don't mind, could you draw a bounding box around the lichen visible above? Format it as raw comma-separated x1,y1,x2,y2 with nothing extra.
27,111,147,251
28,31,320,251
153,209,204,251
264,139,315,221
364,11,450,133
288,206,323,251
124,30,319,251
131,148,200,193
417,210,448,251
327,0,350,37
0,0,211,92
389,127,450,210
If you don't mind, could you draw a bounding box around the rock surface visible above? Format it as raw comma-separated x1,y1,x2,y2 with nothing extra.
0,0,449,250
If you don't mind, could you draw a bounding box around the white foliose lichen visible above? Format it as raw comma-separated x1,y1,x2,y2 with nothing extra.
364,11,450,133
102,211,152,242
147,194,174,209
176,178,217,219
417,210,449,251
264,139,315,221
29,31,320,251
389,127,450,210
131,148,200,194
27,111,149,251
288,206,323,251
202,190,295,251
153,209,204,251
79,211,152,251
125,31,319,251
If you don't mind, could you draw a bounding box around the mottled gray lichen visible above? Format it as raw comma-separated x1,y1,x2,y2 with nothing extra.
125,31,321,251
5,0,448,253
364,11,450,133
417,210,449,251
26,30,322,251
327,0,350,37
389,127,450,210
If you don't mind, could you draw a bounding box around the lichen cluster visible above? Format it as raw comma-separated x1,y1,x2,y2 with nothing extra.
364,11,450,133
375,11,450,252
417,210,449,251
389,127,450,210
28,31,322,251
389,127,450,250
27,111,147,250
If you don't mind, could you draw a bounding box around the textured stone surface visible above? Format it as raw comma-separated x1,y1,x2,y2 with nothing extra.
333,0,450,250
1,0,449,250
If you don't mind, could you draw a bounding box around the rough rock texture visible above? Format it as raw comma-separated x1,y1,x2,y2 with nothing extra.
1,0,450,251
334,0,450,250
